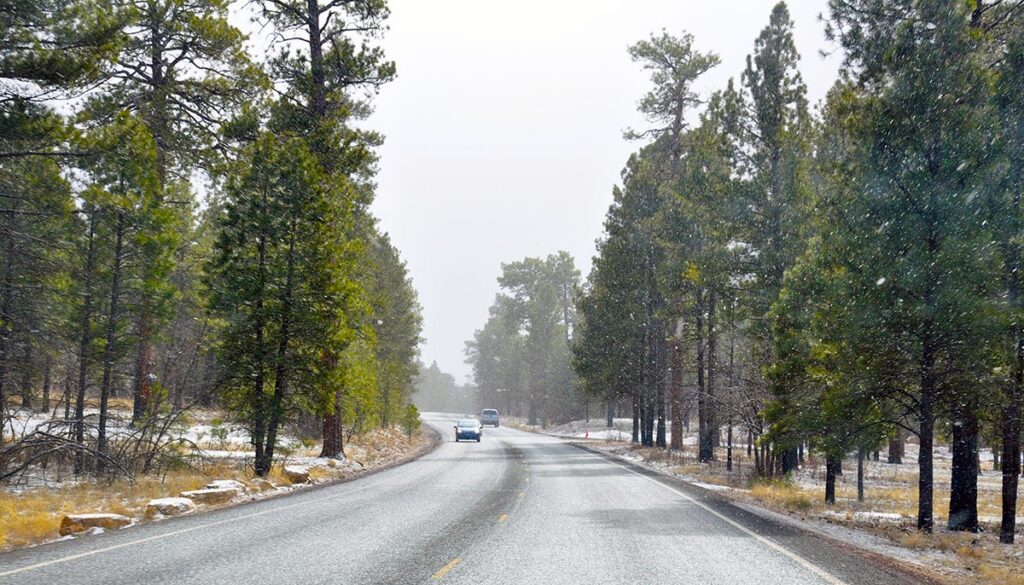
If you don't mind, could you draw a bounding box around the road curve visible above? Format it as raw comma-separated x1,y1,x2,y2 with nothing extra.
0,413,932,585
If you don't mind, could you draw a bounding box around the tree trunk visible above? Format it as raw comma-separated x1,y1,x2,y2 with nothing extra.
857,448,866,502
18,341,31,411
40,355,51,414
320,389,343,459
1001,331,1023,542
0,203,17,430
781,446,799,475
131,316,155,425
706,292,718,449
655,333,666,449
918,330,936,532
631,392,639,444
670,321,684,450
606,400,613,428
259,233,297,476
74,215,98,474
825,455,839,504
97,210,125,471
251,221,269,476
697,292,712,461
727,417,733,472
131,4,170,428
1001,181,1023,543
948,409,980,532
888,434,904,464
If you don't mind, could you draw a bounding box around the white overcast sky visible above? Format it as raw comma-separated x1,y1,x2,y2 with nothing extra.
365,0,840,382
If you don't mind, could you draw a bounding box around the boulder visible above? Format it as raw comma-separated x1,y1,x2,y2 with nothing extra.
249,478,277,492
204,479,248,492
59,513,132,536
283,465,310,484
144,497,196,519
180,487,240,505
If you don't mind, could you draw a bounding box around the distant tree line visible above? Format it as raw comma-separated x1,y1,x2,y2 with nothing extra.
0,0,422,479
412,361,477,415
465,252,582,425
573,1,1024,542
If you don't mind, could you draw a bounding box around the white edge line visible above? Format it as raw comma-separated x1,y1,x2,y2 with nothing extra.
0,422,465,579
599,455,847,585
0,474,384,578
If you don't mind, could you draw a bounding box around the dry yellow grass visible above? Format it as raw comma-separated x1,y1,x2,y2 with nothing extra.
749,480,815,513
977,564,1024,585
0,470,212,550
0,427,428,552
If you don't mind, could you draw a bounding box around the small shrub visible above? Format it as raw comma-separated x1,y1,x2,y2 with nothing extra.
401,404,421,437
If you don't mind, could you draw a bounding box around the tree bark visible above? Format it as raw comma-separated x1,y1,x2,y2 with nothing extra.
696,291,712,461
948,409,979,532
1001,331,1023,543
888,434,904,464
706,292,718,449
97,209,125,471
1000,180,1023,544
132,7,170,428
825,455,839,504
918,331,936,532
857,448,866,502
727,417,733,472
670,321,684,450
655,331,666,449
40,354,51,414
258,232,298,476
74,214,98,474
251,218,269,476
0,203,17,431
319,390,344,458
631,392,639,444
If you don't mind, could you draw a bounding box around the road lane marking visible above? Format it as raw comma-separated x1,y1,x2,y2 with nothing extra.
497,513,509,523
432,558,461,579
601,457,846,585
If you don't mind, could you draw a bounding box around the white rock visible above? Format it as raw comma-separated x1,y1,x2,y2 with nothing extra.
283,465,311,484
249,478,277,492
59,513,132,536
145,497,196,519
204,479,248,492
180,487,240,505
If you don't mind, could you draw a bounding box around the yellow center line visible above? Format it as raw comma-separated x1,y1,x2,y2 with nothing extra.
432,558,461,580
497,513,509,523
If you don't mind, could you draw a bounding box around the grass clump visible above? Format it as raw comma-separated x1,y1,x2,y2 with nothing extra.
749,478,814,513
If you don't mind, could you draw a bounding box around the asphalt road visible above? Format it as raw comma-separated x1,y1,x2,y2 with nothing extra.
0,413,933,585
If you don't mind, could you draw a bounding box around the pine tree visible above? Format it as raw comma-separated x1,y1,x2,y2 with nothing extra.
733,1,813,475
824,0,998,532
992,17,1024,546
254,0,395,456
83,0,260,424
207,130,357,476
627,30,718,449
